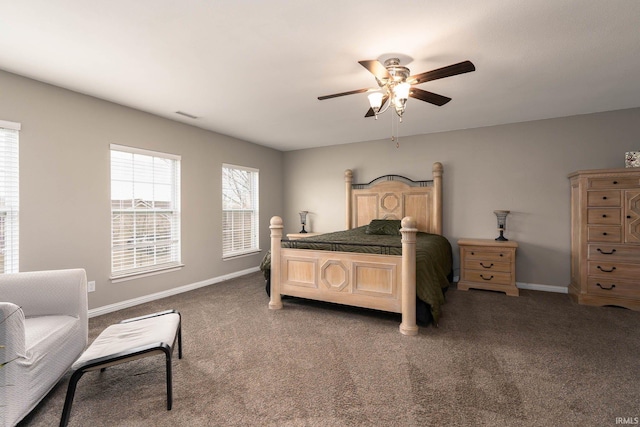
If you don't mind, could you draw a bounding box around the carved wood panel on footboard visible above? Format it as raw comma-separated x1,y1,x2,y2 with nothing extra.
279,248,403,313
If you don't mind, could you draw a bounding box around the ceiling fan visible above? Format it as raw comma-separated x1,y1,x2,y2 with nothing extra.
318,58,476,120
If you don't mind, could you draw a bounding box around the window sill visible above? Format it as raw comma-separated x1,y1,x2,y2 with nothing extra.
110,264,185,283
222,249,261,261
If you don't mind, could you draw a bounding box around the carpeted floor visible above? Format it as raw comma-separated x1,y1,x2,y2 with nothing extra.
19,272,640,426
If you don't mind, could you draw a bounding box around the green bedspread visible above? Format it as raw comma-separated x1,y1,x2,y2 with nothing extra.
259,225,453,322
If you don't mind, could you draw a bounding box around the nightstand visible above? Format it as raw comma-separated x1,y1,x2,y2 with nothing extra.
457,238,519,296
286,232,321,240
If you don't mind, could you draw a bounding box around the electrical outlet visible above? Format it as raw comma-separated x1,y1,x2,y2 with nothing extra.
88,281,96,293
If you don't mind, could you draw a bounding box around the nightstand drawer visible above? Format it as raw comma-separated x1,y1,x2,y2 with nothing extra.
461,247,513,262
463,259,511,273
463,270,512,285
588,190,621,207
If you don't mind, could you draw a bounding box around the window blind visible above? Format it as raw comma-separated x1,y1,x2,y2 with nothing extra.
110,144,181,278
0,120,20,274
222,164,259,258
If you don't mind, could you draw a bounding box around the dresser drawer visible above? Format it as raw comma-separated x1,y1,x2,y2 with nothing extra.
587,208,621,225
463,259,511,273
587,226,621,243
587,261,640,280
589,177,640,189
462,247,513,262
587,277,640,299
463,270,512,285
587,190,621,207
588,244,640,262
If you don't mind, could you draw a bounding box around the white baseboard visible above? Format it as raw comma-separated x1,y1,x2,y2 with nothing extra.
88,266,261,318
516,282,568,294
90,269,568,318
453,275,568,294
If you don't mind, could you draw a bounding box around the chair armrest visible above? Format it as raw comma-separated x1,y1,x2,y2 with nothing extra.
0,302,26,362
0,269,87,319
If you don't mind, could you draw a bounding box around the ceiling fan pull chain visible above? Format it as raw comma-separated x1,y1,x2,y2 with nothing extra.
391,114,400,148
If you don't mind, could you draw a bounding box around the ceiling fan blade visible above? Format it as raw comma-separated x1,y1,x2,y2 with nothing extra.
318,88,371,100
409,88,451,106
365,95,389,117
358,60,391,81
409,60,476,85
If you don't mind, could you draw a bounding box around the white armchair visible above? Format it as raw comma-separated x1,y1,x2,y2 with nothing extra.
0,269,88,427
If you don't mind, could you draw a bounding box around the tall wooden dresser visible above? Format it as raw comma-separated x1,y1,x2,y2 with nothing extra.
568,168,640,310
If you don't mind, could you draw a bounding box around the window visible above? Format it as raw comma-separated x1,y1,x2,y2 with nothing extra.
110,144,181,279
0,120,19,274
222,164,259,258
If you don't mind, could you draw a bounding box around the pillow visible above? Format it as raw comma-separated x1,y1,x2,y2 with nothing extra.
365,219,402,236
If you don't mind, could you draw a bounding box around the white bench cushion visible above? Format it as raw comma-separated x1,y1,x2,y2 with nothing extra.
73,313,180,370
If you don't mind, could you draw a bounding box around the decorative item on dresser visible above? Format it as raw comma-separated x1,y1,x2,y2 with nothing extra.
457,239,519,296
625,151,640,168
568,167,640,310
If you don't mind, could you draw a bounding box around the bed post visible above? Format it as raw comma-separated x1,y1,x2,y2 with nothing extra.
269,216,283,310
399,216,418,336
432,162,443,235
345,169,353,230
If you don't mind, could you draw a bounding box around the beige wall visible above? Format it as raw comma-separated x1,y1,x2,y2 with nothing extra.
0,70,283,309
283,108,640,288
3,65,639,305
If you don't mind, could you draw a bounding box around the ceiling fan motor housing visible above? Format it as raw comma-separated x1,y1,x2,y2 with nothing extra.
382,58,410,86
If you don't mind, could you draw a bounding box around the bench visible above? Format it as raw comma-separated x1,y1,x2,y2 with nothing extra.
60,309,182,426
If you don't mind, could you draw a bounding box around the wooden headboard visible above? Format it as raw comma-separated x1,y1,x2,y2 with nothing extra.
344,162,443,234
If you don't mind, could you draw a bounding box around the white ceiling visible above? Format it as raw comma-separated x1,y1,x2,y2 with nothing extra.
1,1,639,151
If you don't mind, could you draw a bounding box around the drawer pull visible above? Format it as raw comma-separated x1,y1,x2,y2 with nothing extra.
613,180,618,185
602,196,607,200
602,232,608,236
596,248,617,255
480,262,494,269
480,274,494,281
602,214,607,218
470,252,474,255
628,215,632,219
499,253,504,257
596,283,616,291
596,265,616,273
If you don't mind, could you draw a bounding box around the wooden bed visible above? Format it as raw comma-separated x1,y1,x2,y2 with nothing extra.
268,162,444,335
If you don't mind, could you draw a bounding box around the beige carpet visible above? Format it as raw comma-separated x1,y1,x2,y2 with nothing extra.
19,272,640,426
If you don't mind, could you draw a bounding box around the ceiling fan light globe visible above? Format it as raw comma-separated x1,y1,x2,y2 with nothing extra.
368,92,384,110
393,82,411,101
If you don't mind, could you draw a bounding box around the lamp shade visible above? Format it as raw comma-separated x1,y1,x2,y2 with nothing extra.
394,82,411,100
368,92,384,110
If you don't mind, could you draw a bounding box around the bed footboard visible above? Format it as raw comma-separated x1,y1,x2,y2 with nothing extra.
269,216,418,335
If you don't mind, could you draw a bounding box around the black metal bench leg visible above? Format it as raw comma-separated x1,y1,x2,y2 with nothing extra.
165,349,173,410
177,323,183,359
60,370,85,427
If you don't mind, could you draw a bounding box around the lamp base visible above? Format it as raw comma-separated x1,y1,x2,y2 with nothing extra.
495,230,508,241
299,225,307,234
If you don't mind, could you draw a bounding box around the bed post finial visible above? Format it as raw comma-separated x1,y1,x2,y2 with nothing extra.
400,216,419,336
269,216,283,310
345,169,353,230
432,162,443,235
